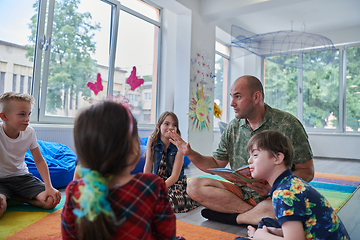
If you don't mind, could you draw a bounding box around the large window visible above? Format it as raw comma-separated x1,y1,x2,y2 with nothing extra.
302,50,339,130
115,7,159,124
264,55,298,118
0,0,161,124
346,46,360,132
0,0,34,97
264,46,359,133
214,41,229,127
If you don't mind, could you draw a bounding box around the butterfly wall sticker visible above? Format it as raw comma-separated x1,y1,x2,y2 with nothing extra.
127,66,144,91
87,73,103,95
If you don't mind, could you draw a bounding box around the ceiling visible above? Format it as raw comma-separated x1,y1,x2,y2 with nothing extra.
200,0,360,36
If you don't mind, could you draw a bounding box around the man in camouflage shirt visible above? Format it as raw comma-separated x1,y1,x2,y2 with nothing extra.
169,75,314,225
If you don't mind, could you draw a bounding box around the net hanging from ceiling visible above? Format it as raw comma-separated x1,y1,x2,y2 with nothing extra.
229,25,336,69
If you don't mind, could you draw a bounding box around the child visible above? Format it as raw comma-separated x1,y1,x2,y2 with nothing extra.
61,101,177,240
238,130,350,240
0,92,61,218
144,111,200,213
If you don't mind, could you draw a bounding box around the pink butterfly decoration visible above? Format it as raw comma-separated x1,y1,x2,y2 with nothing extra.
127,66,144,91
87,73,103,95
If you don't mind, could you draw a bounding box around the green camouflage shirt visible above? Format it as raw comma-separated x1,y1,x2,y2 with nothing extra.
213,104,313,202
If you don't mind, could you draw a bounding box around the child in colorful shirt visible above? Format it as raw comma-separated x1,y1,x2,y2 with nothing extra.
144,111,200,213
61,101,177,240
239,130,350,240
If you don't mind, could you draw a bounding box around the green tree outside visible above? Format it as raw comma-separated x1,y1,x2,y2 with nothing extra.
265,48,359,131
346,46,360,131
26,0,100,115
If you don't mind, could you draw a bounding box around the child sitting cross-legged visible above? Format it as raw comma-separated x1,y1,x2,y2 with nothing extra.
236,130,350,240
144,111,200,213
61,101,179,240
0,92,61,218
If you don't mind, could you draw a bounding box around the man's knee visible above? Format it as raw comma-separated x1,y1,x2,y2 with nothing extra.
187,177,206,200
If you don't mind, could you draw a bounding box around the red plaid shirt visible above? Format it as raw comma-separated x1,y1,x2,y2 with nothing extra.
61,173,176,239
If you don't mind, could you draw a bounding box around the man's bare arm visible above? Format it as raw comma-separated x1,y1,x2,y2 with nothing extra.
292,159,314,182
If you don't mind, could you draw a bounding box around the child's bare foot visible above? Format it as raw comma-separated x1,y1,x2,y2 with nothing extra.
247,225,256,238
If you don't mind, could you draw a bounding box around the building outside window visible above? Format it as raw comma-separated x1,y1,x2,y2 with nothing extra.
0,72,5,94
0,0,161,125
12,74,17,92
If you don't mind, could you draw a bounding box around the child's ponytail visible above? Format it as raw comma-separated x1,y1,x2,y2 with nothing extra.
73,100,138,240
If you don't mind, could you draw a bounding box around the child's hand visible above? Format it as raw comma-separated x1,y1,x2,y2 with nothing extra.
253,225,271,238
265,227,283,237
247,225,256,238
45,187,62,205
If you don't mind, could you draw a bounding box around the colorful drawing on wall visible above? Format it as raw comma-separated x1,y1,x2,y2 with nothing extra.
126,66,144,91
190,51,213,85
188,84,212,131
87,73,103,95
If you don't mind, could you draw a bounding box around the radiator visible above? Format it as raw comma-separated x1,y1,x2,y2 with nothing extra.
32,125,75,152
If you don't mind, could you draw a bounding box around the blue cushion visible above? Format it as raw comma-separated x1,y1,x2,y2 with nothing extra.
25,140,77,188
131,138,147,174
183,156,191,167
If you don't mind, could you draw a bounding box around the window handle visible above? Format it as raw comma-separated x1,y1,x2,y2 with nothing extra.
40,35,51,51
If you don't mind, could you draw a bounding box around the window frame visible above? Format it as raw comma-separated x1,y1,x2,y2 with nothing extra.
30,0,162,125
214,40,230,128
263,42,360,134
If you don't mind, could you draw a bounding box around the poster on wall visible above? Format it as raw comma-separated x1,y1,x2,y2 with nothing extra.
188,51,214,131
188,83,212,131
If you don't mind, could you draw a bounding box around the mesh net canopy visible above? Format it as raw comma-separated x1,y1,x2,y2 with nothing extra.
229,25,336,69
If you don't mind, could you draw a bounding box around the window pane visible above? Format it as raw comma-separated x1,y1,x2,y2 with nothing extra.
41,0,111,117
264,55,298,117
115,10,159,124
120,0,159,22
346,46,360,132
0,0,34,95
214,54,228,127
216,41,229,57
302,50,340,130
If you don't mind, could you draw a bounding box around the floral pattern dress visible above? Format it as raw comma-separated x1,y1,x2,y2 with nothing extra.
270,170,350,240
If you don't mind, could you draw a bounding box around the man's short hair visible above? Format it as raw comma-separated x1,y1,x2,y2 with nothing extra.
0,92,35,112
245,75,264,101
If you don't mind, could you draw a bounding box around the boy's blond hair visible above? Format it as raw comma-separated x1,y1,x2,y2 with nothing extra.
0,92,35,113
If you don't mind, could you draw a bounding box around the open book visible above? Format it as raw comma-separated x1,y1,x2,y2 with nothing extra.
207,165,267,185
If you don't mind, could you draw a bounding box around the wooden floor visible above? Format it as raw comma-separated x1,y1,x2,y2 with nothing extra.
176,157,360,239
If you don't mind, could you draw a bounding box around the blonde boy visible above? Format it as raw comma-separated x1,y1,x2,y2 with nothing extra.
0,92,61,218
240,130,349,240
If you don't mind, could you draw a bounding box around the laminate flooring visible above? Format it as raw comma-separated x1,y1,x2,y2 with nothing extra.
176,157,360,239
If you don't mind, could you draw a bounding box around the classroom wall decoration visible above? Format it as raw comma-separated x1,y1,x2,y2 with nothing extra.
126,66,144,91
190,51,214,92
188,83,212,131
188,50,214,131
87,73,103,96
